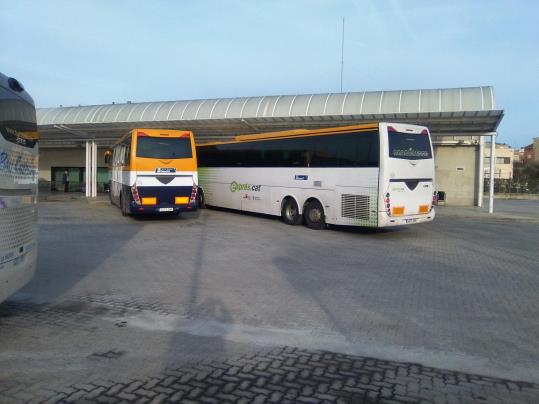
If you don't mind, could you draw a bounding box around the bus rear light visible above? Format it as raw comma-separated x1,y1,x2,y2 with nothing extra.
175,196,189,204
141,197,157,205
421,129,429,135
392,206,404,216
419,205,429,214
190,185,197,201
388,126,396,132
131,184,141,205
432,191,437,207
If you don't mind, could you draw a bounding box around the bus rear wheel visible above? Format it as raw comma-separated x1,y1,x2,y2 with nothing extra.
282,198,302,225
120,193,131,216
304,200,325,230
197,189,206,209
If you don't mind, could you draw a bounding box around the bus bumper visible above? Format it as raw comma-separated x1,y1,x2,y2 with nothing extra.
378,209,435,227
125,185,198,214
129,201,198,214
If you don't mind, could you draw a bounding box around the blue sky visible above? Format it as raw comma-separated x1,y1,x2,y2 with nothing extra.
2,0,538,147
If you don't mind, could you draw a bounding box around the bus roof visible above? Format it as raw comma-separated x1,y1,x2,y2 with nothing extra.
196,123,379,147
113,128,194,146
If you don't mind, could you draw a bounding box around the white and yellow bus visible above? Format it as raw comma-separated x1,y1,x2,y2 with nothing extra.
0,73,38,303
197,122,435,229
108,128,198,215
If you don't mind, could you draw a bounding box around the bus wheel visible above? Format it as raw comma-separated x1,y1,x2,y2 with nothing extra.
120,193,130,216
304,200,325,230
197,189,206,209
282,198,302,225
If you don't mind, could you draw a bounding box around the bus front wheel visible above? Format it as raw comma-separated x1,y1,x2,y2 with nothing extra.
282,198,302,225
304,200,325,230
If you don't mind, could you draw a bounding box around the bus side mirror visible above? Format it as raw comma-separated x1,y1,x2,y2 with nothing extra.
104,150,112,165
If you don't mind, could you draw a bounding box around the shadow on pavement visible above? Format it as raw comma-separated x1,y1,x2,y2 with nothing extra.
164,212,232,369
9,221,142,305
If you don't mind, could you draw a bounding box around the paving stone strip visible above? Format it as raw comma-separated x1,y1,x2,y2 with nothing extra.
1,346,538,404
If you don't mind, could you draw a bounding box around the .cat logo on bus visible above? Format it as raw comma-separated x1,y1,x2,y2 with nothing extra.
155,167,176,173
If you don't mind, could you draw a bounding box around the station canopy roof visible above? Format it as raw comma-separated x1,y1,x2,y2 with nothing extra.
37,86,504,148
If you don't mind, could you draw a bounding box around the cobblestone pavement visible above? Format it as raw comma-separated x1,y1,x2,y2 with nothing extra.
2,345,538,404
1,201,538,403
1,299,538,404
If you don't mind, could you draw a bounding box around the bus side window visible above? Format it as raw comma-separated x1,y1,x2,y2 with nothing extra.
304,151,313,167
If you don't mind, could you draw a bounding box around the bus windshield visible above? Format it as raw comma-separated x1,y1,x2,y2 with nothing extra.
137,136,192,159
388,131,432,160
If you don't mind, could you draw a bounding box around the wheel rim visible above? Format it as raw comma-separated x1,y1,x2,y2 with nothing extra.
286,204,297,220
308,207,322,222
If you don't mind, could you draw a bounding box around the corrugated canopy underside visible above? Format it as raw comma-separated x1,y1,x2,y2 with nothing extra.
37,86,504,147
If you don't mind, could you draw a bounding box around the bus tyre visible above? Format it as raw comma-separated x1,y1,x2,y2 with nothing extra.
304,200,325,230
197,190,206,209
120,193,130,216
282,198,302,225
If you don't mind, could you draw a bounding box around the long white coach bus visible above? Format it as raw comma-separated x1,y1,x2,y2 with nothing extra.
0,73,38,302
107,128,199,215
197,123,435,229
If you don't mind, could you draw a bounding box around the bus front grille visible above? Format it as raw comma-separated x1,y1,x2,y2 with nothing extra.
341,194,370,220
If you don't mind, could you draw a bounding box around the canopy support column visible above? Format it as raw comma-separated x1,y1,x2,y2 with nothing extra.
85,141,90,197
85,140,97,198
477,136,484,207
488,132,496,214
92,141,97,197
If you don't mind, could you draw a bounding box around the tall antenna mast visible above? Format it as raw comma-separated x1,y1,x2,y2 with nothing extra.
340,17,345,92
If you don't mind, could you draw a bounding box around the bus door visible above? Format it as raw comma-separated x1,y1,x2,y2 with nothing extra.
380,123,435,218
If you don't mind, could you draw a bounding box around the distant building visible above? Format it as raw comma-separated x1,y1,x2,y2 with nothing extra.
484,143,514,180
521,140,536,164
513,148,523,163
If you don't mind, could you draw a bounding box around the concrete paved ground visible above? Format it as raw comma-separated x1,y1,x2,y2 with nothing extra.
1,199,538,403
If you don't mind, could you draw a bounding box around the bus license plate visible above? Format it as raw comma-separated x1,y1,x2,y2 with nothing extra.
156,168,176,173
405,218,417,223
158,207,174,212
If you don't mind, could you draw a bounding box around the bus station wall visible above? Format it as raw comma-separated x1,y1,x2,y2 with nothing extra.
433,145,480,206
39,148,108,191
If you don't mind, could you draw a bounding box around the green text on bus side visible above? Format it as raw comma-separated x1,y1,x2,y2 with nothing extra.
230,181,261,192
